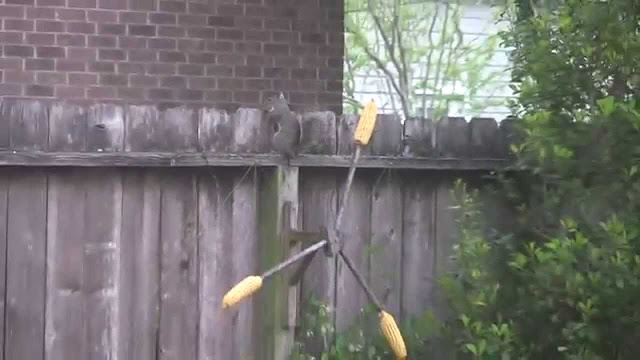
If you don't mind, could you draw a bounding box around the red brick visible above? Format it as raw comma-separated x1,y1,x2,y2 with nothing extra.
205,90,232,102
274,56,300,67
217,77,243,89
99,49,126,61
119,11,147,24
100,73,128,86
234,41,262,54
302,56,327,67
160,76,186,88
247,55,273,66
264,43,289,55
188,53,215,64
56,60,86,71
130,75,157,87
37,0,65,6
273,79,300,90
57,34,86,46
88,35,116,47
36,20,65,32
88,10,117,23
217,28,243,40
246,78,271,90
117,63,145,74
300,79,324,91
176,89,203,101
56,86,85,98
26,33,55,46
147,63,175,75
0,5,25,18
98,0,126,10
0,32,23,44
206,65,232,76
119,37,147,49
291,44,317,56
36,46,65,58
0,58,23,70
98,24,125,35
217,4,243,16
4,70,34,83
290,91,317,104
150,13,176,24
235,17,263,29
0,84,22,96
206,41,233,52
148,88,173,100
87,86,116,98
217,53,245,65
326,80,342,91
68,0,96,8
65,49,96,64
4,19,34,31
6,0,34,5
89,61,115,72
36,71,67,85
4,45,34,57
129,49,156,62
178,14,207,26
178,39,205,52
264,66,288,78
117,87,145,100
265,18,291,30
188,2,213,15
25,85,54,97
301,32,325,44
148,38,176,50
272,31,299,43
246,5,272,17
159,1,186,13
25,59,54,70
187,27,216,39
245,30,269,41
55,8,86,21
291,68,316,80
69,73,97,85
159,51,186,63
188,77,216,90
235,65,260,77
234,90,260,103
158,26,185,37
128,24,156,36
67,22,96,34
208,16,235,27
178,64,204,76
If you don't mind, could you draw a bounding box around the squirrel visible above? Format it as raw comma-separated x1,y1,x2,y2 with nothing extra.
263,93,301,164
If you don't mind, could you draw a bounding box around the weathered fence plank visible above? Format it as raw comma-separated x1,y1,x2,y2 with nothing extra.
0,174,8,360
199,108,234,152
198,170,234,360
125,105,161,152
5,170,47,360
370,114,403,156
234,108,269,153
119,169,161,360
158,171,199,360
162,107,199,152
299,111,337,154
88,104,124,152
401,174,437,320
49,103,87,152
469,117,500,158
436,117,469,158
370,170,403,316
335,171,372,332
10,100,48,151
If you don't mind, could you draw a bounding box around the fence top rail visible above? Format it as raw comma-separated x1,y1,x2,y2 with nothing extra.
0,99,519,169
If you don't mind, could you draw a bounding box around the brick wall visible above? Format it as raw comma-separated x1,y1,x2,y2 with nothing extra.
0,0,344,113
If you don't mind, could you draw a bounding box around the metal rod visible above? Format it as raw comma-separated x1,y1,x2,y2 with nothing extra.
262,239,328,279
334,146,362,238
338,249,383,312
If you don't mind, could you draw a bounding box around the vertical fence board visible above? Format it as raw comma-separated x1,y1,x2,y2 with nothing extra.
5,170,47,360
370,114,403,156
45,169,86,360
403,117,434,157
299,111,337,154
10,100,48,151
49,103,87,152
162,107,198,152
0,101,12,149
198,108,234,152
436,117,468,158
119,169,161,360
401,173,436,319
337,114,367,156
158,171,199,360
335,172,371,332
231,168,258,359
198,170,234,360
88,104,125,152
233,109,268,153
469,117,499,158
369,170,402,316
125,105,161,152
0,174,8,360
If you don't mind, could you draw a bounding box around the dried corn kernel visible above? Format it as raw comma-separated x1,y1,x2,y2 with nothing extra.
354,100,378,146
379,310,407,359
222,276,263,309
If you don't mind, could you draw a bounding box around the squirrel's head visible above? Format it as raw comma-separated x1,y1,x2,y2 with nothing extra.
263,92,289,113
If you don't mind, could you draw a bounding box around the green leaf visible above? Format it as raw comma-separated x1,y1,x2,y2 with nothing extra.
597,96,616,116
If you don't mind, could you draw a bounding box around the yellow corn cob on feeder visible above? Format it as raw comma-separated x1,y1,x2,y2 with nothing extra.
379,310,408,359
222,275,263,309
354,100,378,146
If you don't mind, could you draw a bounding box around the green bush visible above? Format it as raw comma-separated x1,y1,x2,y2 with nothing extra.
441,1,640,359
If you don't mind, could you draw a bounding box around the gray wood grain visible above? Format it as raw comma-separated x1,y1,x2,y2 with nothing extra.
5,170,47,360
158,170,199,360
0,100,13,149
369,170,402,316
162,107,198,152
49,103,87,152
118,169,161,360
370,114,403,156
337,114,365,156
88,103,124,152
401,174,436,319
198,169,234,360
436,117,469,158
335,171,371,332
125,105,161,152
469,117,499,158
0,173,9,360
198,108,234,152
233,108,269,153
299,111,337,154
403,117,434,157
10,99,48,151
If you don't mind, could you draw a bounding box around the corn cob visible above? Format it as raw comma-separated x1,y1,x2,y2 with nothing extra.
379,310,407,359
353,100,378,146
222,275,263,309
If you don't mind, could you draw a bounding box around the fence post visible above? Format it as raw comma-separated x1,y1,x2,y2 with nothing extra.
256,165,299,360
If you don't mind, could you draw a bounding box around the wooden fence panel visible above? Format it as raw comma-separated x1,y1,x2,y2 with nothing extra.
0,174,7,360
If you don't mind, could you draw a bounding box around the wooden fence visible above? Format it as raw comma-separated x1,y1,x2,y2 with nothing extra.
0,99,515,360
